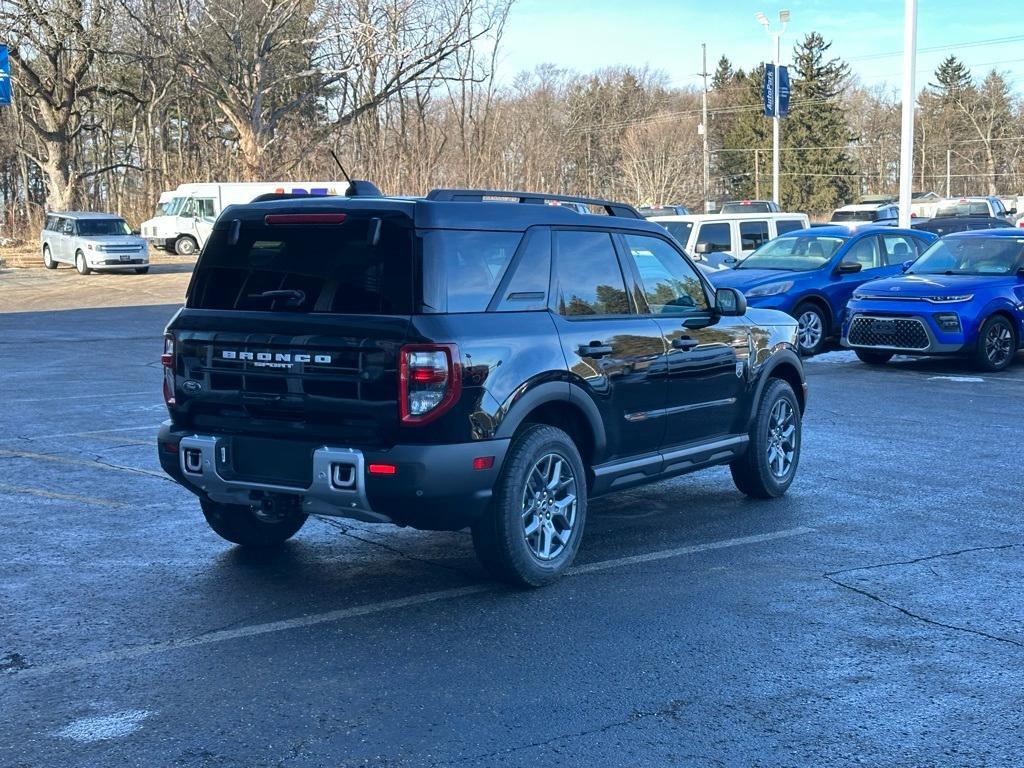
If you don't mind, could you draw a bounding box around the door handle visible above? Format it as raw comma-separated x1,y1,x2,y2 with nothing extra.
672,336,700,351
578,341,614,358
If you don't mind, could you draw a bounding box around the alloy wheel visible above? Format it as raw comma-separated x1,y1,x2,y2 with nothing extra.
797,311,823,352
766,399,797,478
521,452,578,561
986,323,1013,367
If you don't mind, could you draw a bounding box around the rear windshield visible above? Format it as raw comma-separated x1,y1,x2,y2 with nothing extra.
831,210,874,222
188,213,415,314
721,202,773,213
936,202,990,217
78,219,131,236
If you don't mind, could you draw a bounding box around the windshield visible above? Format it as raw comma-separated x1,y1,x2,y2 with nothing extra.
909,237,1024,276
659,221,694,245
77,218,132,236
736,235,846,271
164,197,189,216
935,201,990,217
831,210,875,222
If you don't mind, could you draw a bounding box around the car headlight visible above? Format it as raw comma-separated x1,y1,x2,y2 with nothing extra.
923,295,973,303
745,281,794,298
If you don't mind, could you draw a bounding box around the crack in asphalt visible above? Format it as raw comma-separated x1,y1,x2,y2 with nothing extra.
825,543,1024,649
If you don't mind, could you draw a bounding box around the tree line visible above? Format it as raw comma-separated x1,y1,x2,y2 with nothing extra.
1,0,1022,237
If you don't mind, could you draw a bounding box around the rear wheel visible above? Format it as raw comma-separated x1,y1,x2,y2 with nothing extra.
730,379,801,499
974,315,1016,372
134,267,150,275
200,498,307,547
74,250,91,275
855,349,893,365
793,302,828,356
174,235,198,256
471,425,587,587
42,246,57,269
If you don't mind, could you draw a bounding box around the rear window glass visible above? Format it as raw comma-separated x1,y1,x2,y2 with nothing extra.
936,202,990,217
188,214,415,314
421,230,523,313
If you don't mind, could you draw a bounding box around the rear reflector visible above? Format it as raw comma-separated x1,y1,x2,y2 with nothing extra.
368,463,398,475
472,456,495,471
264,213,347,225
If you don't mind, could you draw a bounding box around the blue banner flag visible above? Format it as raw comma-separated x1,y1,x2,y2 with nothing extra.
763,64,790,118
0,45,10,106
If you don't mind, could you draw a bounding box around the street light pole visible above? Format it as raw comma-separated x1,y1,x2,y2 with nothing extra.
757,10,789,207
898,0,918,228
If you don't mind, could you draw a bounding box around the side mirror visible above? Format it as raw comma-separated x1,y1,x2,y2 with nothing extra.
132,229,141,236
695,242,712,255
715,287,747,316
901,259,914,273
837,261,863,274
1007,208,1017,216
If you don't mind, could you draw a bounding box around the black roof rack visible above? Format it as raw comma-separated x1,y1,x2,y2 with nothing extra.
426,188,642,219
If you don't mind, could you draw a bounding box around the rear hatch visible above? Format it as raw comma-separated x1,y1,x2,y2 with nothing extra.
167,204,415,452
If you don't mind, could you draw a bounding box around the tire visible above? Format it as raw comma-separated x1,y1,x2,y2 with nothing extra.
43,246,57,269
793,302,828,356
200,497,307,548
174,235,198,256
471,425,587,587
855,349,893,365
75,250,91,275
134,267,150,275
730,378,802,499
974,314,1017,372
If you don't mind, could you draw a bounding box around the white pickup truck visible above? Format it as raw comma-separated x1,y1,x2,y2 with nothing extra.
140,181,349,255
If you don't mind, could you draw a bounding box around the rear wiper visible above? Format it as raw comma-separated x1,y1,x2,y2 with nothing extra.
247,289,306,306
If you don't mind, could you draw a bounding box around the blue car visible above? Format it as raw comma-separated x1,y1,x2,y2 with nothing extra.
842,229,1024,371
710,225,937,355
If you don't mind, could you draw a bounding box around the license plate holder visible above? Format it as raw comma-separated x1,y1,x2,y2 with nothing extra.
120,253,130,262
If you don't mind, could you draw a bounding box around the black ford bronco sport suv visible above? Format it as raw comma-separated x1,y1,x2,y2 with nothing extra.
158,187,807,586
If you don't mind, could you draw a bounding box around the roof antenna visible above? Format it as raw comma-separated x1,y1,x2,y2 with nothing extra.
328,149,383,198
329,150,352,187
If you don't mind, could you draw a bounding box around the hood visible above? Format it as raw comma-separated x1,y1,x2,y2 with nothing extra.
857,273,1016,298
709,268,808,289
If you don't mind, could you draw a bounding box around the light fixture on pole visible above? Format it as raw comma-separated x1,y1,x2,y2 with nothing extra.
756,9,789,206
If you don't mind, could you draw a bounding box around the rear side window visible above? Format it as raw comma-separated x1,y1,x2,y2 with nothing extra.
554,231,630,316
188,214,415,314
421,230,522,313
775,219,803,236
696,222,731,252
495,229,551,311
44,215,58,231
739,220,769,251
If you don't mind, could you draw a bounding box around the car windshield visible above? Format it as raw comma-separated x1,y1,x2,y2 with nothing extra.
164,197,188,216
77,218,132,236
909,237,1024,276
736,235,846,271
659,221,694,245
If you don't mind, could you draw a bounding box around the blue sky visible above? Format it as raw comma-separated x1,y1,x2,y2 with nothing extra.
499,0,1024,93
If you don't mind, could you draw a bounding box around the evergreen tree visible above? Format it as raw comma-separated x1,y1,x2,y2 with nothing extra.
712,56,735,90
930,56,973,100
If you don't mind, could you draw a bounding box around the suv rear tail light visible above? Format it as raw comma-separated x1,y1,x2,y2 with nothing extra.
162,333,176,407
399,344,461,424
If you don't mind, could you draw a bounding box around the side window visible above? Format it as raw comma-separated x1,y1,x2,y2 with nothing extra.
44,215,56,231
623,234,709,314
775,219,803,236
496,229,551,312
696,222,731,253
740,220,770,251
197,198,216,219
879,234,918,265
61,218,76,235
844,236,881,269
554,231,630,317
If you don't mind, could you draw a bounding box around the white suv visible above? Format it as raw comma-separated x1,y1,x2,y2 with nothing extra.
41,212,150,275
649,212,810,269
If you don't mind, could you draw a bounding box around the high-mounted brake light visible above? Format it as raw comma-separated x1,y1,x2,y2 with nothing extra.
161,333,176,407
399,344,461,425
264,213,347,225
368,463,398,475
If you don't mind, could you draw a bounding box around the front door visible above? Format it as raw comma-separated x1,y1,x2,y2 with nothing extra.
617,231,747,444
550,229,668,461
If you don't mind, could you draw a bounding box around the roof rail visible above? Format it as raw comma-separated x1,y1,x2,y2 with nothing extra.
426,188,642,219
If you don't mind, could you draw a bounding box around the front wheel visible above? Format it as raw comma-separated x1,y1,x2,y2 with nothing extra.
75,251,91,275
855,349,893,365
43,246,57,269
134,267,150,275
974,315,1017,372
730,379,802,499
201,498,307,547
174,235,198,256
793,302,828,356
471,425,587,587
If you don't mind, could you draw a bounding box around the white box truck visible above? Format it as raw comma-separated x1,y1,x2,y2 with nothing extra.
140,181,349,255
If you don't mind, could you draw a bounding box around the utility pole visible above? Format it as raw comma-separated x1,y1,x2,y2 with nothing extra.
754,148,761,199
946,149,952,197
897,0,918,228
700,43,710,213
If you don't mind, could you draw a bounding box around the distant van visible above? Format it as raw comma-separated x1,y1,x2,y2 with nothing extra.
648,212,810,269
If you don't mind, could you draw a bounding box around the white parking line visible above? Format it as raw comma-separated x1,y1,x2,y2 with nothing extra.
8,391,150,404
928,375,985,383
31,425,157,440
7,526,812,680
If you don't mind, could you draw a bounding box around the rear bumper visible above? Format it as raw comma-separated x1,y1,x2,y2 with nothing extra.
157,422,508,531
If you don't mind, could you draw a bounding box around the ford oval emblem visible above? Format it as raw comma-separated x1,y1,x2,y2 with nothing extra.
182,379,202,394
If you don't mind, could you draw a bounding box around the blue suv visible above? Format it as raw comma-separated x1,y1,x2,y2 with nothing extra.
842,229,1024,371
710,225,937,355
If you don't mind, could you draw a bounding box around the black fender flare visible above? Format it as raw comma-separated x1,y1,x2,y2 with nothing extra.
494,380,608,460
746,348,806,430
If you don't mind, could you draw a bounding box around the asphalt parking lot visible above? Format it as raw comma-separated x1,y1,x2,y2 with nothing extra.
2,296,1023,767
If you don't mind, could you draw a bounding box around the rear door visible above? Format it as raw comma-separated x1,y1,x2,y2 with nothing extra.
549,229,667,460
618,232,745,444
824,234,893,313
170,209,415,450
